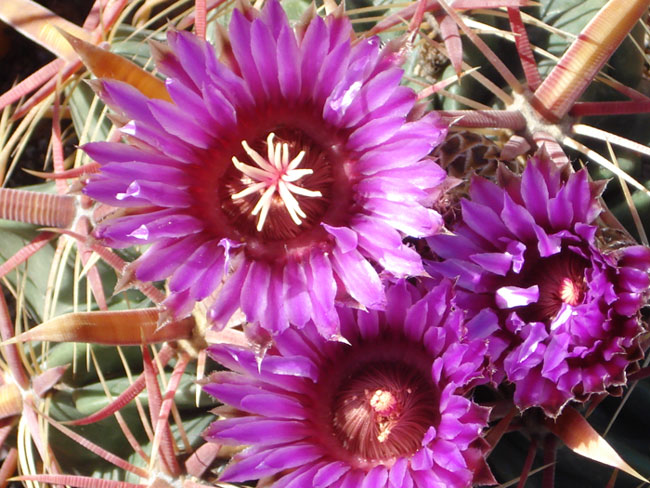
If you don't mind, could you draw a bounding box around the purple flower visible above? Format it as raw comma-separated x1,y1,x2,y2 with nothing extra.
82,0,447,338
428,155,650,416
203,280,493,487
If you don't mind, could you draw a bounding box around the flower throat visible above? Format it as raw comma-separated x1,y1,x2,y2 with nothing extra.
330,361,439,462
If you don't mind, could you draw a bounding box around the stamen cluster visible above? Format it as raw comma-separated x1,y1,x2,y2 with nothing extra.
230,133,321,231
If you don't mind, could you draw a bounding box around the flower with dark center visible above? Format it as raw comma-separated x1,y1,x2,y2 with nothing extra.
203,279,493,487
82,0,447,337
427,154,650,416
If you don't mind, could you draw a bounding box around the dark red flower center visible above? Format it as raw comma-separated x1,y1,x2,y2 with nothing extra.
330,361,438,462
193,106,357,261
522,250,588,322
220,128,334,241
313,338,439,467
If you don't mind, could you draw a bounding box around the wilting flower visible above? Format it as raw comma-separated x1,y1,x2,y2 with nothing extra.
428,155,650,416
203,280,492,487
82,0,447,337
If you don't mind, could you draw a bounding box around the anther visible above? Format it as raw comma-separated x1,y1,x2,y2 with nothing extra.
369,389,398,416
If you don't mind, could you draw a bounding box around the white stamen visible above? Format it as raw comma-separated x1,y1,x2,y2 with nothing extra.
251,186,275,217
277,180,307,222
273,138,282,170
283,168,313,182
242,140,275,172
287,150,306,170
231,133,323,231
230,181,267,200
277,183,303,225
267,133,275,163
256,195,273,230
282,143,289,167
285,181,322,197
252,186,276,231
231,157,269,180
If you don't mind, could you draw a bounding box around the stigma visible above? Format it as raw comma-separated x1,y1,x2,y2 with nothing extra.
230,133,322,231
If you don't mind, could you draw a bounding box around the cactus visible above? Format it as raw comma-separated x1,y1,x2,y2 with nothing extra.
0,0,649,487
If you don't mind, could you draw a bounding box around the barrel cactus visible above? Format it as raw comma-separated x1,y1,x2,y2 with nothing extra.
0,0,649,487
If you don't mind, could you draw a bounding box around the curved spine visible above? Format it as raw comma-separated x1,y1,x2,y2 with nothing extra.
8,309,195,345
532,0,650,122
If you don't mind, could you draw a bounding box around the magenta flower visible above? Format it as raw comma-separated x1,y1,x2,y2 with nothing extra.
82,0,447,337
203,279,493,487
428,155,650,416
